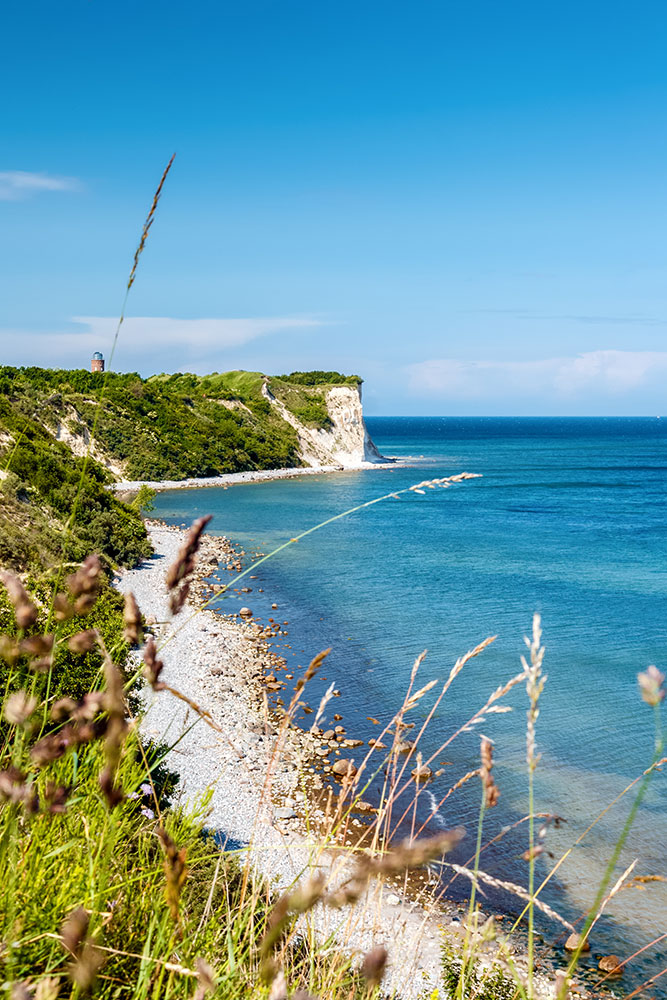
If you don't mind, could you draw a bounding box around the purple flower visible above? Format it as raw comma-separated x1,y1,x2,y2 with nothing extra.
141,807,155,820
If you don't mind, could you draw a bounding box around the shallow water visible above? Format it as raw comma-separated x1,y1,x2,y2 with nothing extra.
152,417,667,991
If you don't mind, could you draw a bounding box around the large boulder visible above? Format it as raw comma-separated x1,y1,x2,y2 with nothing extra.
332,759,357,778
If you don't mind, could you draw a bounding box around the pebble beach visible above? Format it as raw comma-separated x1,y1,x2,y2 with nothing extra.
113,522,576,1000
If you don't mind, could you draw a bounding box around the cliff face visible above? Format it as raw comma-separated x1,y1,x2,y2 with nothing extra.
263,381,385,469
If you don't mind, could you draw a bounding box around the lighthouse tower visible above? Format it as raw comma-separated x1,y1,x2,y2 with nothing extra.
91,352,105,373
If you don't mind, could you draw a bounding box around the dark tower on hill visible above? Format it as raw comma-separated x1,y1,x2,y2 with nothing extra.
91,352,105,372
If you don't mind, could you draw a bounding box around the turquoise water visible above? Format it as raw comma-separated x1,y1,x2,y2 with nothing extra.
152,417,666,988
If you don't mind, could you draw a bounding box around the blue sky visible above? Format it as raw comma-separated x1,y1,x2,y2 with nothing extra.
3,0,667,414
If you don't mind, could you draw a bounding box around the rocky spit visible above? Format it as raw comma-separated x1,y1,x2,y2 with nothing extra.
109,462,398,495
114,524,582,1000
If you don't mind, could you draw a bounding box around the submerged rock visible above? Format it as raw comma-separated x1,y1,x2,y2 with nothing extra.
565,933,590,952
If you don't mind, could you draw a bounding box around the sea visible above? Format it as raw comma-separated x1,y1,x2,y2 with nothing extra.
151,417,667,992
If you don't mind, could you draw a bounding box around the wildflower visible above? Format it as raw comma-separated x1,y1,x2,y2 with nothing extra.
3,690,37,726
140,782,152,795
0,570,37,628
141,807,155,819
638,665,665,706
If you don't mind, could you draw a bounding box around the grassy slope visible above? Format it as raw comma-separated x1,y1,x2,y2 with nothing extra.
0,382,150,575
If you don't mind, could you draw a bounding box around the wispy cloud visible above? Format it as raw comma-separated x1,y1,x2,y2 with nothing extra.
0,171,81,201
0,315,324,371
407,350,667,398
466,308,667,327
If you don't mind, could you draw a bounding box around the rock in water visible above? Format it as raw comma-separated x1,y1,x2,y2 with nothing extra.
598,956,622,975
564,933,590,952
239,607,252,618
411,764,432,782
332,759,357,778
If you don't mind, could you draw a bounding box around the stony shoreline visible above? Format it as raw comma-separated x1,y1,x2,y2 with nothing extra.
109,460,399,495
114,523,589,1000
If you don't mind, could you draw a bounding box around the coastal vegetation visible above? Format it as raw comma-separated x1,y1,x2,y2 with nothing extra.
0,365,362,484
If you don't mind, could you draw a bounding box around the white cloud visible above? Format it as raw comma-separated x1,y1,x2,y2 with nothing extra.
407,350,667,399
0,171,81,201
0,315,324,372
71,315,322,355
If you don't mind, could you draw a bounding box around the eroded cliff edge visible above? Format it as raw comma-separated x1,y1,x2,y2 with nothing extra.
262,378,386,468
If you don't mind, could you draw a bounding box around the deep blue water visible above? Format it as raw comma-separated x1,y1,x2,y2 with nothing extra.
152,417,667,989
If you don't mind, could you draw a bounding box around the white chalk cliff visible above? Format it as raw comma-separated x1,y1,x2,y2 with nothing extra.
262,381,387,469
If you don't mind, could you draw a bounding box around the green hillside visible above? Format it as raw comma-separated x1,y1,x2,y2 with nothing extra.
0,366,360,574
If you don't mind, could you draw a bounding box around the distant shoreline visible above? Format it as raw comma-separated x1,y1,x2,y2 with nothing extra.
109,459,400,494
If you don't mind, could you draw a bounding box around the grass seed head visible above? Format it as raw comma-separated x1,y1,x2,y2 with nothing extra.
638,664,665,706
66,555,102,599
165,515,212,589
193,958,216,1000
156,826,188,923
3,690,37,727
0,766,32,806
361,945,388,989
123,591,142,644
0,570,38,629
480,736,500,808
67,630,97,654
143,636,165,688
